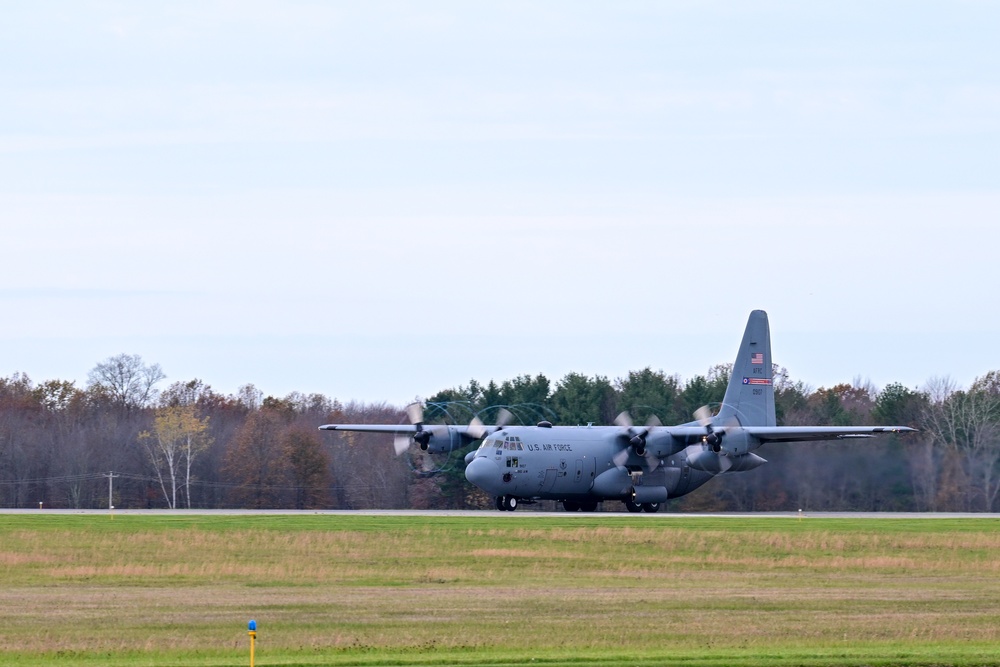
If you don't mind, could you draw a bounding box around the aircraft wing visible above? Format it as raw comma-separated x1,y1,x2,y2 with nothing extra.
654,427,713,444
317,424,490,437
319,424,421,433
744,426,917,443
318,422,493,453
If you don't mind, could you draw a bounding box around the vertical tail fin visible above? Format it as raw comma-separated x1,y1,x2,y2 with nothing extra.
717,310,776,427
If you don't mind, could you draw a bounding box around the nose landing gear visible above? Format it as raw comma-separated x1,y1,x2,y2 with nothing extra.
495,495,519,511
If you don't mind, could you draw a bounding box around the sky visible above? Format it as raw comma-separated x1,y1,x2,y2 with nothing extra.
1,1,998,407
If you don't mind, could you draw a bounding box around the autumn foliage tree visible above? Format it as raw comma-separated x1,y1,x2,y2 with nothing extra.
222,408,291,508
283,427,331,509
139,405,212,509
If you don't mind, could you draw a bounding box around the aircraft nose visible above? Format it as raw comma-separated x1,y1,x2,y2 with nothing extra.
465,456,501,495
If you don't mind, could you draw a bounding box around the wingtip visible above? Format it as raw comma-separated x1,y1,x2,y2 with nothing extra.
875,426,919,434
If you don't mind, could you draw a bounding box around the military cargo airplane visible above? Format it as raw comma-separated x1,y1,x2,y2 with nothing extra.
320,311,915,512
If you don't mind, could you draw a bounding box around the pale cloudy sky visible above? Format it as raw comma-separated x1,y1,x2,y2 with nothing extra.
1,2,997,406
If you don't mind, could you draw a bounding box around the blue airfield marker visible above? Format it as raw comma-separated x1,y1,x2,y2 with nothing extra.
248,620,257,666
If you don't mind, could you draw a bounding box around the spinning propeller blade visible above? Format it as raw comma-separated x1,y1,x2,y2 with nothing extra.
467,408,513,441
406,403,424,425
612,447,630,468
496,408,513,428
393,434,411,456
694,406,714,425
615,411,661,471
467,416,486,440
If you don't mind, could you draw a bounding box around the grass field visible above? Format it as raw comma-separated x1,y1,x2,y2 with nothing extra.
2,513,1000,666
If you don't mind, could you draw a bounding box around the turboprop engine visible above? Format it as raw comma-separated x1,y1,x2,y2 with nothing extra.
397,404,513,455
409,425,463,453
684,446,767,473
686,406,767,473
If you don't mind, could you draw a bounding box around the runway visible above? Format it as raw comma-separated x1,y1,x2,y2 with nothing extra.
2,508,998,519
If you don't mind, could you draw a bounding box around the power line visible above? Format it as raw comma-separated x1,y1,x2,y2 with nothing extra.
0,471,388,494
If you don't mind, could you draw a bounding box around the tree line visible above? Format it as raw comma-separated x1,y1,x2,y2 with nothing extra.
1,353,999,511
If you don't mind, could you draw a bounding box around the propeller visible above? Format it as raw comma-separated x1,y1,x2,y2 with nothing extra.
406,403,434,450
393,403,425,454
396,404,514,457
694,405,725,452
614,411,662,471
466,408,513,440
687,405,752,473
391,402,433,454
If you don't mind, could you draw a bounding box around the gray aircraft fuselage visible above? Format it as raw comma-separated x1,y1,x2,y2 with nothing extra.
465,423,714,511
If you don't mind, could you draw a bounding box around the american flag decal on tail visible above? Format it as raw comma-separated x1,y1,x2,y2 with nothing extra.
750,352,764,364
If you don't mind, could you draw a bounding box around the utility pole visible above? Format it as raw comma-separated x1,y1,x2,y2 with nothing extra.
103,471,119,511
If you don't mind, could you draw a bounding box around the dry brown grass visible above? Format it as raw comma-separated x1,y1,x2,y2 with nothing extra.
2,514,1000,664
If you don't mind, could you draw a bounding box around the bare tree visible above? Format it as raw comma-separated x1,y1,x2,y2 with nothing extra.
236,384,264,412
87,354,166,414
923,375,1000,511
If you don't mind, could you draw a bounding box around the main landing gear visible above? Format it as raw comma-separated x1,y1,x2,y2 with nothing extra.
493,496,602,512
562,500,598,512
624,499,661,513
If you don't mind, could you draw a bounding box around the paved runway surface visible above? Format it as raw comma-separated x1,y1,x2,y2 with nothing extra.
2,509,998,518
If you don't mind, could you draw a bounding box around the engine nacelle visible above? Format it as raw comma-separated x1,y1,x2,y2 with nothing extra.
686,447,767,473
725,452,768,472
420,425,465,453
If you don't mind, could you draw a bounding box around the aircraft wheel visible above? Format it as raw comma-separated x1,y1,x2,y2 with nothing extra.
495,496,505,511
562,500,580,512
641,502,661,513
579,500,598,512
503,495,518,511
624,499,642,513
